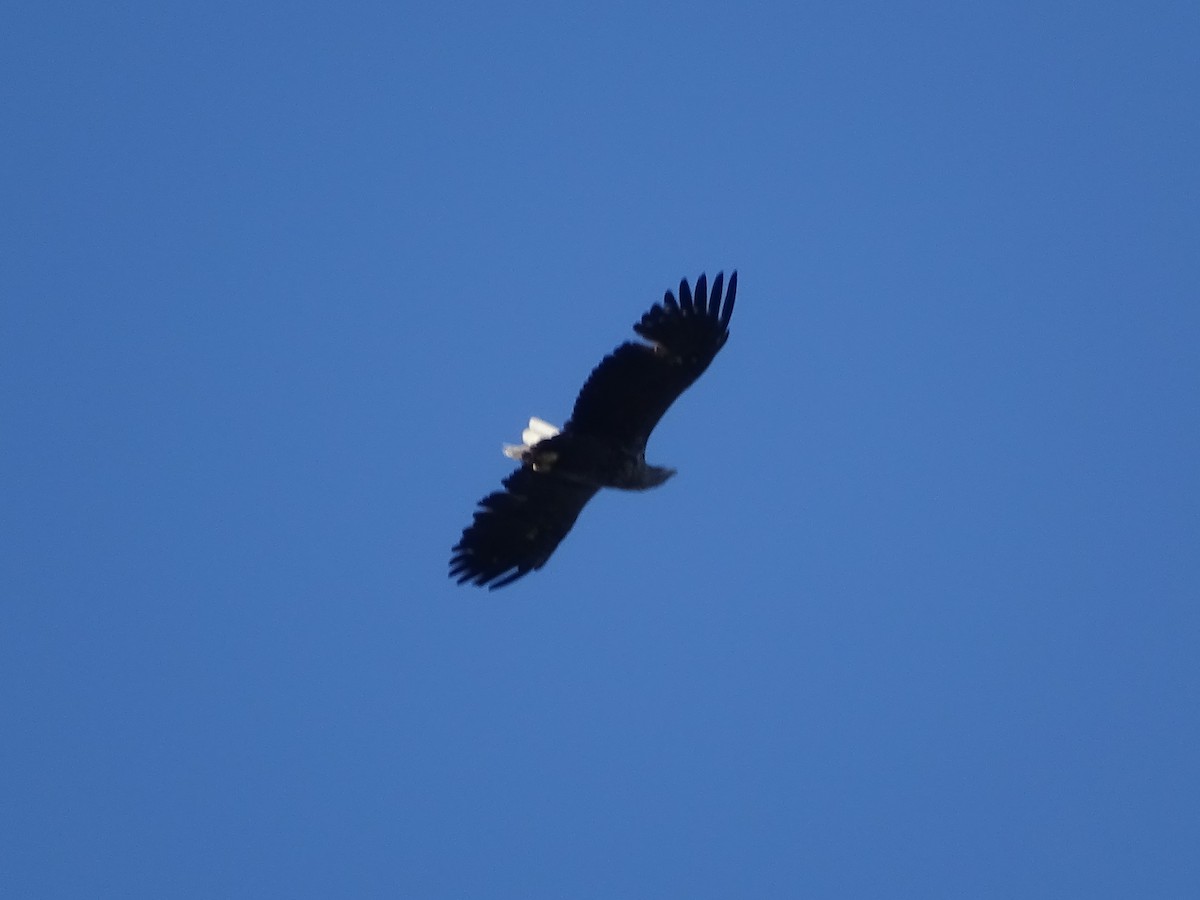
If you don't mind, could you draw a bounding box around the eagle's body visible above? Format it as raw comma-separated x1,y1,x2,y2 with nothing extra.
450,271,737,589
506,424,675,491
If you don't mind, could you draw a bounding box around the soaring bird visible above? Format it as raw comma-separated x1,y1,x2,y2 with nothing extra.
450,271,737,589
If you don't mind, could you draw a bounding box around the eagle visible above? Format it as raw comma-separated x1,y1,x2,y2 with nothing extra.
450,271,738,589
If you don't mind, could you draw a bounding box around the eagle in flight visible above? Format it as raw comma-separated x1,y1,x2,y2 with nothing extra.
450,271,738,589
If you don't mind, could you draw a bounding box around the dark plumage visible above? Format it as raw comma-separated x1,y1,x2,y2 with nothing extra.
450,271,737,589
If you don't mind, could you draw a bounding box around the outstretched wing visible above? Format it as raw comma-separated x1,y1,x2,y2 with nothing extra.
450,466,600,589
566,271,737,450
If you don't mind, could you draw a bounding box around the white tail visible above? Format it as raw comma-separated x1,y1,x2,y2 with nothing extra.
503,416,561,461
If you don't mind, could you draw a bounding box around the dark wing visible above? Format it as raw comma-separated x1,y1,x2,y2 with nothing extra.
450,466,600,589
565,272,736,449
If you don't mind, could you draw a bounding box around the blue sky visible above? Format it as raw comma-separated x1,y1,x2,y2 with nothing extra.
3,1,1198,896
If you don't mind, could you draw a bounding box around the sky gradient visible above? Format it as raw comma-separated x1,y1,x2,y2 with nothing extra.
4,1,1198,897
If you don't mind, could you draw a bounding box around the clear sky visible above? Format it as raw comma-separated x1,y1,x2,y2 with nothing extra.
3,1,1198,897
